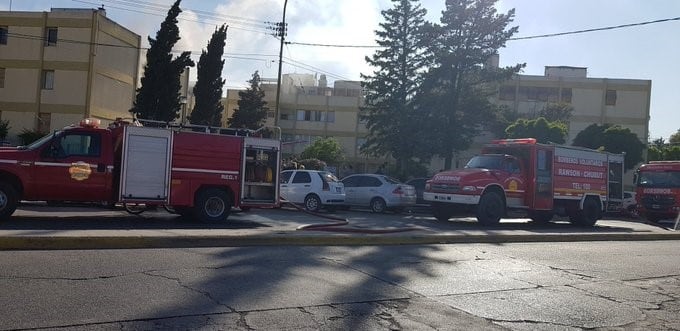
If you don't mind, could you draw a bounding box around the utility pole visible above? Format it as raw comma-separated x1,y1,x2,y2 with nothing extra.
273,0,288,127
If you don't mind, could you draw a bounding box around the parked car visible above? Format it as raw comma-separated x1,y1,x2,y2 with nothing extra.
341,174,417,213
623,191,637,212
405,177,429,205
279,170,345,212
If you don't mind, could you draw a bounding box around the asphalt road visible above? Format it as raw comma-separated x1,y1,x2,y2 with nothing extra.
1,241,679,330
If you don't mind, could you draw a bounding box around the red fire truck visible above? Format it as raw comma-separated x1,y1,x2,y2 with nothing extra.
634,161,680,222
0,118,281,222
424,138,624,226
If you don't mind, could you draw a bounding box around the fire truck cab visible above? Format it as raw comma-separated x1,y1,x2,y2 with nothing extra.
0,118,281,222
634,161,680,222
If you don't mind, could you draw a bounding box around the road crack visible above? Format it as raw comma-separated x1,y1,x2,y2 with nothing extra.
142,271,236,313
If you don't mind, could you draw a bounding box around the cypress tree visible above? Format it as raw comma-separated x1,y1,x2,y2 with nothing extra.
189,25,227,126
130,0,194,121
228,71,268,130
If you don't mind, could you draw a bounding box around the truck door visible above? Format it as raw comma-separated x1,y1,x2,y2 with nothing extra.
501,156,527,207
532,146,554,210
36,131,110,201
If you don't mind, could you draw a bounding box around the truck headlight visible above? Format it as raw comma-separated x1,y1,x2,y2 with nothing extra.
462,186,476,192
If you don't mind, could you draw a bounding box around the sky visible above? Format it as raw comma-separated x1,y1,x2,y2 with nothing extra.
3,0,679,141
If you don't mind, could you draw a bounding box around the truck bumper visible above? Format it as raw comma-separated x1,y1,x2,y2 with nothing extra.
424,192,479,205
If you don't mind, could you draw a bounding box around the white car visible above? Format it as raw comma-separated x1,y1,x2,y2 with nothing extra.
279,170,345,212
623,191,637,212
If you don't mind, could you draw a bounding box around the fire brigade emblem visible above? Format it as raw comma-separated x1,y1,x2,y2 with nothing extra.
69,162,92,181
508,180,518,191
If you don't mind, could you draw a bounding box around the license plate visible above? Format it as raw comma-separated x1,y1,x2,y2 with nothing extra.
652,204,661,209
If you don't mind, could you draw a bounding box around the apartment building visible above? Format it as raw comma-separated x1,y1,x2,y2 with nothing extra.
224,73,386,173
226,68,651,181
0,8,140,140
496,66,651,144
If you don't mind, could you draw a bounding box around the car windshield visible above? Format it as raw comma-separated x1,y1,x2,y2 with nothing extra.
320,172,339,182
465,155,503,170
18,131,56,150
637,171,680,188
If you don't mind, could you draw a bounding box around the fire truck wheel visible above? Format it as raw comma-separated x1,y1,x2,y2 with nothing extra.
195,188,232,222
571,198,600,226
476,191,504,226
432,203,452,222
370,198,387,213
304,194,321,212
0,182,18,221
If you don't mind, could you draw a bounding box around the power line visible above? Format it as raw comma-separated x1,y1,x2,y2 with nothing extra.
285,15,680,48
71,0,273,36
286,41,380,48
509,16,680,41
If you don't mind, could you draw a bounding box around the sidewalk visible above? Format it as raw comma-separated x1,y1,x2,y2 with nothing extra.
0,203,678,250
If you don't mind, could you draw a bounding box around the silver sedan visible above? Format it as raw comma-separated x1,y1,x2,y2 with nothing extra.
340,174,417,213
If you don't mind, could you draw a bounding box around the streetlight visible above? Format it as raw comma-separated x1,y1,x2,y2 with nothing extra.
274,0,288,127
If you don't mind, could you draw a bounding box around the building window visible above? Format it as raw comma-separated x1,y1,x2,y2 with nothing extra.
280,113,289,120
0,68,5,88
326,111,335,123
0,26,7,45
605,89,617,106
499,86,515,101
266,111,274,118
560,88,572,103
45,27,57,46
37,113,51,133
296,110,333,122
517,86,559,102
42,70,54,90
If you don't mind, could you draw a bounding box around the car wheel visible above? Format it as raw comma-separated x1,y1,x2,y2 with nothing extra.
0,182,18,221
370,197,386,213
432,203,453,222
476,191,504,226
304,194,321,212
570,198,600,227
194,188,232,222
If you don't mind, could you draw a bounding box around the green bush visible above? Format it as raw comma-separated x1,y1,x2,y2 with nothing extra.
298,158,327,170
0,120,10,140
18,129,46,145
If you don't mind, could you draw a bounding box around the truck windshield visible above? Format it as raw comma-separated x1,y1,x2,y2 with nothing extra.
465,155,503,170
637,171,680,188
18,132,57,150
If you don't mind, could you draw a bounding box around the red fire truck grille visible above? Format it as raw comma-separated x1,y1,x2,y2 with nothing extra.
432,183,460,193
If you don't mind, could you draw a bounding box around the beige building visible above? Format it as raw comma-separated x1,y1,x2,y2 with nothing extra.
225,68,651,181
0,8,140,141
225,73,386,173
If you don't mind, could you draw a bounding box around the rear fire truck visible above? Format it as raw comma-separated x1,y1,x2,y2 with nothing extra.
634,161,680,222
0,118,281,222
424,138,624,226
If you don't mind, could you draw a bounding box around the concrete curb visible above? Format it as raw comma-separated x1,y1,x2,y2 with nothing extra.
1,231,680,250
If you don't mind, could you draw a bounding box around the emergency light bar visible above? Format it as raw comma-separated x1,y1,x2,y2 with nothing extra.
79,118,101,128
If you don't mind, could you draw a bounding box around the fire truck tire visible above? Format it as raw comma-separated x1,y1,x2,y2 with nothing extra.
476,191,504,226
571,198,600,226
432,203,452,222
304,194,321,212
195,188,232,222
370,198,387,213
0,182,18,221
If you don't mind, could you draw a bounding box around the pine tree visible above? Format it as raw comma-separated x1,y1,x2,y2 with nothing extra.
418,0,524,169
361,0,428,173
189,25,227,126
130,0,194,121
228,71,268,129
